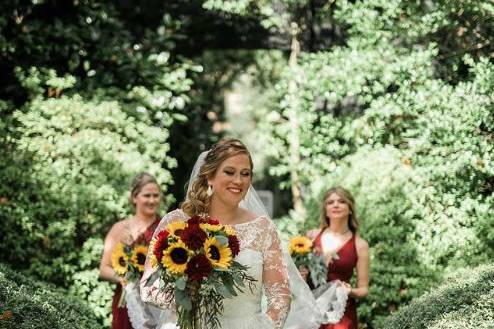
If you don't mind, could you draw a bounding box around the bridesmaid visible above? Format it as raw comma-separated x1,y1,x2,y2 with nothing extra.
99,173,162,329
306,187,370,329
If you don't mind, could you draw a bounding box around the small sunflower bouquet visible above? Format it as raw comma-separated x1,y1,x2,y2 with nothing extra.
145,215,255,329
111,240,148,307
289,236,328,288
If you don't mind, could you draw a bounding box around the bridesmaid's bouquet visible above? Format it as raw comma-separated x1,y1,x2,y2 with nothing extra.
145,215,256,329
111,241,148,306
289,236,328,288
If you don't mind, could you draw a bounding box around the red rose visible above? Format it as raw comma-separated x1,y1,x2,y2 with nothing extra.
228,235,240,256
181,224,207,250
185,254,212,281
153,230,169,261
187,215,202,225
207,218,220,225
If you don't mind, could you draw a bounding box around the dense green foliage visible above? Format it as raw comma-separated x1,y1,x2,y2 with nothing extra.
0,76,173,323
0,1,197,323
0,263,100,329
1,0,493,327
207,1,494,327
383,263,494,328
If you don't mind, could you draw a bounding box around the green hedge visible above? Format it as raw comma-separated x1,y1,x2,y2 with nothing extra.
383,263,494,329
0,263,100,329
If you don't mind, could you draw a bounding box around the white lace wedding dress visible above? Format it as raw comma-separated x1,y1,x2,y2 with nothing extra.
140,209,291,329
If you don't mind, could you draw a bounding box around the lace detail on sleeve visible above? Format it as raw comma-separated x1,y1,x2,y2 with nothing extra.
261,218,291,328
140,209,187,309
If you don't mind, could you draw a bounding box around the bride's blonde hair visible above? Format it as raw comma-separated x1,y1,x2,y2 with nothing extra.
181,138,253,217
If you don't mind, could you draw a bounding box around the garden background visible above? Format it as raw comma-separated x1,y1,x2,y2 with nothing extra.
0,1,493,328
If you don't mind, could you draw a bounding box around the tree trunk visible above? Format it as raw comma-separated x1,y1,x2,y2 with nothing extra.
287,22,306,221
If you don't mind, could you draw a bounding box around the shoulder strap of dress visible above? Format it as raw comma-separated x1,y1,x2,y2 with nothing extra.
312,227,325,244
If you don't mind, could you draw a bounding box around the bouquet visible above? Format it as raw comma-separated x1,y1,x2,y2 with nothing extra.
289,236,329,288
111,240,148,307
145,215,256,329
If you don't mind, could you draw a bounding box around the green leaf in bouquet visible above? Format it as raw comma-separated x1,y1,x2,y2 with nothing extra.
232,274,246,288
175,288,192,310
226,283,238,297
214,282,233,298
232,261,248,270
124,245,133,254
145,271,160,287
175,276,187,291
214,235,229,246
220,275,238,296
309,254,328,288
214,267,229,272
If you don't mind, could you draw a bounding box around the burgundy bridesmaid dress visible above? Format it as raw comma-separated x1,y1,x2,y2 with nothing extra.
314,230,358,329
111,218,160,329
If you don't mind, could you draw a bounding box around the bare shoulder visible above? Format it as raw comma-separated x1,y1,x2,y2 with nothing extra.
355,235,370,254
103,218,131,245
238,207,261,222
108,218,130,234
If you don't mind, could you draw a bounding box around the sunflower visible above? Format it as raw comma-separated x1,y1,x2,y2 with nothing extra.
200,223,223,233
111,242,129,275
204,237,232,269
130,244,148,273
166,221,188,238
223,225,236,236
288,236,313,255
162,240,191,274
149,253,158,269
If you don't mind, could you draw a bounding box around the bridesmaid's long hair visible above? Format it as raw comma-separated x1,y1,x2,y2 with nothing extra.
181,138,253,217
319,186,359,233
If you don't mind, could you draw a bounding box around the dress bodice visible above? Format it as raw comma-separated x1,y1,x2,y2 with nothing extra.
313,232,358,283
314,230,359,329
140,209,291,329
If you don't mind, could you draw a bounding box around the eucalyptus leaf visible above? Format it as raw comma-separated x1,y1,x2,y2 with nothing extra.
175,276,187,291
175,289,192,311
214,235,229,246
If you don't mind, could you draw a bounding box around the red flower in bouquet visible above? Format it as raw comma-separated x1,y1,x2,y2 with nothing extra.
181,224,207,250
228,235,240,256
186,254,213,281
207,218,220,225
153,230,170,262
147,214,256,329
187,215,203,225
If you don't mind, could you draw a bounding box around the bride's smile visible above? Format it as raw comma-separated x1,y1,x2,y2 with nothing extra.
208,153,252,205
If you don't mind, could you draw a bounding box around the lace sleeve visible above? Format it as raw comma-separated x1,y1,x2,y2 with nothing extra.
140,209,186,308
262,218,291,328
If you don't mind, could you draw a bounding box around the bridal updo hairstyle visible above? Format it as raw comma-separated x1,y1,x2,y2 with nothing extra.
319,186,360,233
181,138,253,217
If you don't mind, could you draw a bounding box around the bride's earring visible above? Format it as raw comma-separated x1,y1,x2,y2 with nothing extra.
207,185,213,197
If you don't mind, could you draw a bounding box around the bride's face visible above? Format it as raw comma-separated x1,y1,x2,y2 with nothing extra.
208,153,252,206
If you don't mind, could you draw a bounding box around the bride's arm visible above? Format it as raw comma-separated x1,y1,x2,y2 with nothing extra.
261,218,292,328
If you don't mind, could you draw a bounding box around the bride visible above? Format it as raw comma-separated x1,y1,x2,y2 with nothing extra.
140,138,346,329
